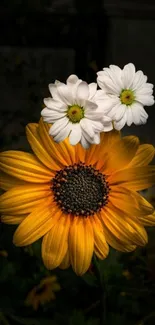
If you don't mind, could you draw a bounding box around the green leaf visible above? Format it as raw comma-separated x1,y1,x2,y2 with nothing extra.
96,249,124,282
107,313,129,325
69,310,99,325
0,261,15,283
82,272,98,288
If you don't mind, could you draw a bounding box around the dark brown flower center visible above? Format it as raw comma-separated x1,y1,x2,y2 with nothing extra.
51,162,110,217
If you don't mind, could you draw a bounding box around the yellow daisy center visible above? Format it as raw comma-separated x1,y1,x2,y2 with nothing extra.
120,89,135,105
51,162,110,217
67,105,84,123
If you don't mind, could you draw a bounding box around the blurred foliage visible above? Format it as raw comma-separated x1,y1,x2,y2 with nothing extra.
1,217,155,324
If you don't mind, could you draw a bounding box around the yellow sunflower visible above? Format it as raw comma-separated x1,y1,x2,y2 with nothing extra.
25,275,60,310
0,118,155,275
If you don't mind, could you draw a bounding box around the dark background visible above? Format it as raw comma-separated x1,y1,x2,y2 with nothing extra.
0,0,155,151
1,2,155,325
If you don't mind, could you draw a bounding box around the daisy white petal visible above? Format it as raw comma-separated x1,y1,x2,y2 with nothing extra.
84,100,98,110
56,84,73,105
97,65,123,93
97,75,121,94
69,124,82,146
109,64,122,75
114,112,127,130
114,104,126,121
48,83,62,100
104,65,123,89
80,135,90,149
136,94,154,106
96,97,120,114
139,106,149,119
82,129,95,143
66,74,79,85
107,102,123,119
43,98,66,111
76,82,89,104
94,89,107,99
131,71,147,90
126,107,133,126
89,120,104,132
93,133,100,144
80,118,95,138
41,109,65,124
81,130,101,145
131,103,148,125
138,83,154,93
49,117,69,137
53,123,72,142
136,87,153,96
66,74,82,97
84,110,104,121
88,83,97,99
102,116,113,132
122,63,136,89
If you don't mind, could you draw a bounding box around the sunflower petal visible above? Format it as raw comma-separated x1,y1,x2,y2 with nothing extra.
69,217,94,275
13,200,61,246
26,123,61,171
103,223,136,252
1,214,27,224
0,184,51,215
100,204,148,246
128,144,155,167
85,129,120,166
75,143,86,163
109,166,155,191
0,172,27,191
138,211,155,226
42,214,70,269
98,136,139,173
91,214,109,259
109,186,154,216
0,151,54,183
38,118,76,165
59,251,70,269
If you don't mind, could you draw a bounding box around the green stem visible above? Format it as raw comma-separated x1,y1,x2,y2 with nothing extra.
93,256,107,325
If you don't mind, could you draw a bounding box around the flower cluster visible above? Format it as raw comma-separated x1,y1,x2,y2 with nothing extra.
41,63,154,148
0,62,155,276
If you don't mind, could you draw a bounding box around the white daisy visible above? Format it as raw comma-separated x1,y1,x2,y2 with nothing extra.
97,63,154,130
41,75,113,148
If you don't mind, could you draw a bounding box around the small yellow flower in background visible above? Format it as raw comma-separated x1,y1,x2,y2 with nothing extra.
0,250,8,257
122,269,133,280
0,118,155,275
25,276,60,311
